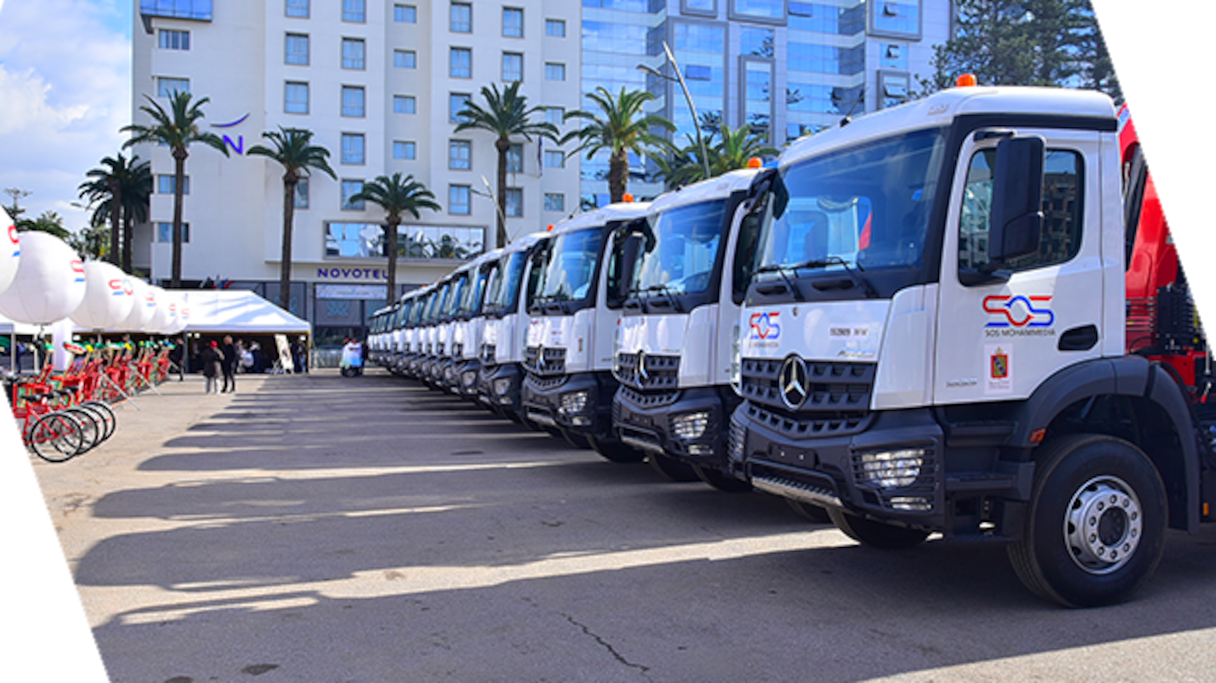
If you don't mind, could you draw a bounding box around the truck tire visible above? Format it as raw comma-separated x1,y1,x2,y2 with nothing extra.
647,454,702,482
693,464,753,493
827,507,929,549
1007,434,1167,608
561,429,591,450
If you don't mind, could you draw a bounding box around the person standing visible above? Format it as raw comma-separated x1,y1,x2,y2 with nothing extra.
292,339,308,374
200,340,223,394
220,334,237,393
168,337,186,381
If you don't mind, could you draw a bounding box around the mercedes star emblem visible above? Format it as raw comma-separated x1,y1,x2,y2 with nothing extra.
536,344,545,371
637,349,648,382
779,355,809,410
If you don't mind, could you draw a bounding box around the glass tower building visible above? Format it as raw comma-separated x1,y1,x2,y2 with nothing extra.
579,0,952,208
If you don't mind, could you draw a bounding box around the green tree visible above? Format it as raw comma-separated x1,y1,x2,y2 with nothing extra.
350,173,441,300
78,153,151,272
247,127,336,313
68,222,110,260
454,82,559,248
922,0,1121,101
121,90,229,287
17,210,70,240
561,87,675,204
655,123,778,189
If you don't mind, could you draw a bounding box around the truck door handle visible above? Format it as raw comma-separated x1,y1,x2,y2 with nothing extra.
812,278,855,291
1058,325,1099,351
755,283,789,296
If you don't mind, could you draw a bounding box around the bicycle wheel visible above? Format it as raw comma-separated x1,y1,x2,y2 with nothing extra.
80,401,117,443
27,412,84,462
64,407,100,455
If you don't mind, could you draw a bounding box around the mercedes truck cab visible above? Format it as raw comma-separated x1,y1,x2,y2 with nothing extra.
449,249,502,396
522,201,652,459
368,304,392,368
391,291,418,375
613,168,761,491
403,285,433,378
478,231,551,420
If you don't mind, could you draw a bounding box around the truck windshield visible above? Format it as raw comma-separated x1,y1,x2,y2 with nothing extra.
485,251,525,313
537,226,606,303
633,199,727,296
444,275,466,317
757,128,945,275
457,266,489,315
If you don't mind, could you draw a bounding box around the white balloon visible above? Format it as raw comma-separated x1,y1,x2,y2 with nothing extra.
161,294,188,336
113,277,154,333
0,231,86,325
0,207,18,296
70,261,135,331
144,285,169,334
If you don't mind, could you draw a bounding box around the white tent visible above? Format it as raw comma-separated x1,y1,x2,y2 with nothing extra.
180,290,311,336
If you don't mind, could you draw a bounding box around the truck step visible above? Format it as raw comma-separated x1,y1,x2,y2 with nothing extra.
752,474,843,509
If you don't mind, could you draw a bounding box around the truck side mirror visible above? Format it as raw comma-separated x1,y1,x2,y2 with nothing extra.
988,135,1045,266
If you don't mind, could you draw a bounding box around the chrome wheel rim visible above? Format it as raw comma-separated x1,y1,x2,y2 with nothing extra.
1065,475,1142,575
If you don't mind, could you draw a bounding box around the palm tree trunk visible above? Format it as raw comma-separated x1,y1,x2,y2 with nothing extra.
171,148,188,287
385,215,401,303
609,148,629,204
108,179,122,266
279,178,297,313
122,211,134,273
495,137,510,248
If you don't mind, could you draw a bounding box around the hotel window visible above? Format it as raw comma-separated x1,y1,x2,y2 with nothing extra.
502,52,522,82
545,62,565,81
156,222,190,243
342,38,365,69
506,144,523,173
156,77,190,97
544,151,565,169
341,180,366,210
394,4,416,22
295,178,310,209
449,140,471,170
285,81,309,113
546,107,564,125
285,33,309,65
394,49,417,69
449,184,471,215
503,7,523,37
450,48,471,78
341,86,365,117
505,188,522,217
285,0,309,18
341,133,365,164
343,0,365,22
731,0,784,21
158,29,190,50
545,19,565,37
157,175,190,195
394,95,416,114
449,93,471,123
873,1,921,36
393,140,416,160
450,2,471,32
544,193,565,212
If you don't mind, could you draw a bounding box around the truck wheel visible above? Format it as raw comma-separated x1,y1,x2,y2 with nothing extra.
587,435,646,463
647,454,701,482
561,429,592,450
786,499,830,523
1007,434,1167,608
693,464,753,493
827,507,929,549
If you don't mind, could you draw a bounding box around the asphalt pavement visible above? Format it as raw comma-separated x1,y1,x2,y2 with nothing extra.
29,369,1216,682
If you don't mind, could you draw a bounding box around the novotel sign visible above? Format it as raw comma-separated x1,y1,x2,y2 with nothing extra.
212,113,250,155
317,267,388,280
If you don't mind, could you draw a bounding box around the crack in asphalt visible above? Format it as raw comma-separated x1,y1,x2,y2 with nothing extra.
563,613,650,675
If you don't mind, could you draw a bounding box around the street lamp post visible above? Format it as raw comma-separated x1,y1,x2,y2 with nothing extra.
637,41,711,180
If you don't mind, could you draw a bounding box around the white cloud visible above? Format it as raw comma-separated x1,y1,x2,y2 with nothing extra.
0,0,130,234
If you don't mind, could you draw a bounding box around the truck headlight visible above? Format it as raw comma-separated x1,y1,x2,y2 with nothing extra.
672,411,710,440
493,377,512,396
857,448,926,489
462,370,477,387
559,390,589,416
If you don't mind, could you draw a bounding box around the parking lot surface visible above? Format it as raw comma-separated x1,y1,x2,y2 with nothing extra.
31,370,1216,682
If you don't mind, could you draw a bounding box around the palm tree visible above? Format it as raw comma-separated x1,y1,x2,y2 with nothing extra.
454,81,558,247
247,127,336,312
656,123,779,189
121,90,229,287
561,87,675,204
350,173,440,300
79,154,151,271
15,211,70,239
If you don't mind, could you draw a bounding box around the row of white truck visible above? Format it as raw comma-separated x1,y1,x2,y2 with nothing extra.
369,82,1216,608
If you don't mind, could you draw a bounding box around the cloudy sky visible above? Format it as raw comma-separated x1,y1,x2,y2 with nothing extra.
0,0,131,234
